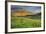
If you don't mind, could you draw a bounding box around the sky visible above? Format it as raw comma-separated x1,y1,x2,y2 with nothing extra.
11,5,41,13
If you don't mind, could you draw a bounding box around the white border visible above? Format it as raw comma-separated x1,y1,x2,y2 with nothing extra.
7,2,44,32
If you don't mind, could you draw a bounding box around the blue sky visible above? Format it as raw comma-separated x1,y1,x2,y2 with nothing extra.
11,5,41,13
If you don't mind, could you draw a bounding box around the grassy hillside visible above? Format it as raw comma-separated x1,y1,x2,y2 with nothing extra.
11,16,41,28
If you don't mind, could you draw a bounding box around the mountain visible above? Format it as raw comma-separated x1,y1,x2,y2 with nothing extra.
11,9,34,16
34,13,41,16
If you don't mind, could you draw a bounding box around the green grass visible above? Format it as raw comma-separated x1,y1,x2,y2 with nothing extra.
11,16,41,28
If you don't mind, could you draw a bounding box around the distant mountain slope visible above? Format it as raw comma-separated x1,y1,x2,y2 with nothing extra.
11,9,34,16
35,13,41,15
11,9,41,16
